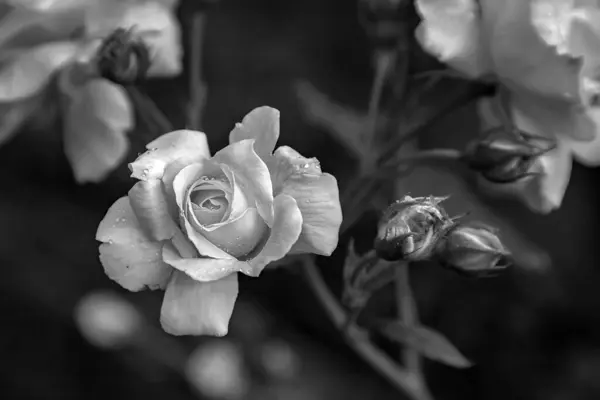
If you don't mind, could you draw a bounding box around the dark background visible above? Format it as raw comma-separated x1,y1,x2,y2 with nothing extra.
2,0,600,399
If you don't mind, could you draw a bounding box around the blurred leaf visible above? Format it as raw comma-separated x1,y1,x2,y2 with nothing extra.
379,320,473,368
295,80,371,161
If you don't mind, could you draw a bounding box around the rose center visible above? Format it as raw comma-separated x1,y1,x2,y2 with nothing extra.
190,188,230,226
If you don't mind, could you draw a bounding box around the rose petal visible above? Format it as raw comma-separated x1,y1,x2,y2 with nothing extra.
229,107,280,161
162,241,254,281
270,146,342,256
130,129,210,181
415,0,490,78
483,0,581,101
84,0,182,76
196,208,268,258
0,40,78,101
127,179,178,241
160,271,238,337
244,194,303,275
172,162,235,260
213,139,275,226
96,197,172,292
164,194,303,279
63,78,133,183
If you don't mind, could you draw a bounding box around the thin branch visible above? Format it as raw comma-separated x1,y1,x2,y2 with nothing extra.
301,256,424,400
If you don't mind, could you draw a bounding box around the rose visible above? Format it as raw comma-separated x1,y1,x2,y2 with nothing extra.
96,107,343,336
0,0,181,182
415,0,600,213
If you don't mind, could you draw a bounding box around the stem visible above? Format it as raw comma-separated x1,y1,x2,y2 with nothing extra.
395,262,420,373
302,256,424,399
364,51,394,149
187,12,207,131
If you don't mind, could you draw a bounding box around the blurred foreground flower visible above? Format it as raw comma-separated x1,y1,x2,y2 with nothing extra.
96,107,342,336
186,340,249,400
415,0,600,213
0,0,182,182
74,291,142,349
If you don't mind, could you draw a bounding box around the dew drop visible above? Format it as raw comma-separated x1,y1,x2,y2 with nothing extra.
107,239,113,244
303,163,310,168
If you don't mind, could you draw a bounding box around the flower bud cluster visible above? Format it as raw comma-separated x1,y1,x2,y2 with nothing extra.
374,195,511,277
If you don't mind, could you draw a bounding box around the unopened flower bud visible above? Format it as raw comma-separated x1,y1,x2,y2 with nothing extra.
462,126,556,184
96,28,151,85
374,195,457,262
435,222,511,277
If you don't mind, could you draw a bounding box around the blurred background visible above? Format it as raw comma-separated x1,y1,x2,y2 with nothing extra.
2,0,600,399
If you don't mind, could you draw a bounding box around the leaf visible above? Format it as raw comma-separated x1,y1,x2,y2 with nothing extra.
379,320,473,368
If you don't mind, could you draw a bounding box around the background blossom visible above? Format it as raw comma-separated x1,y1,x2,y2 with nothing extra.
0,0,182,182
97,107,342,336
415,0,600,213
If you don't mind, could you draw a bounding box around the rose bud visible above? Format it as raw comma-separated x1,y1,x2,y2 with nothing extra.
462,126,557,184
374,195,457,262
435,222,511,277
96,28,152,85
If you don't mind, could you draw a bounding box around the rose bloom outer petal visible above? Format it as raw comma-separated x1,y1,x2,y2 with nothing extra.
213,139,275,226
228,106,280,161
160,271,238,337
172,162,236,260
129,130,210,181
162,241,255,281
96,196,172,292
415,0,491,78
244,194,303,275
127,178,178,241
482,0,581,101
270,146,342,256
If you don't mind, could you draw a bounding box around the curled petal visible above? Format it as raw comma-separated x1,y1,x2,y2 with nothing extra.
63,78,133,183
96,197,172,291
130,129,210,181
270,146,342,256
0,40,78,101
213,139,275,226
196,208,268,258
127,179,178,240
160,271,238,336
229,107,280,161
84,0,182,76
244,194,303,276
172,162,235,260
415,0,490,78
